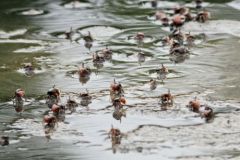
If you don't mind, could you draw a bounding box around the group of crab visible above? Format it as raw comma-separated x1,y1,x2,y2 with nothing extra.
147,0,213,120
43,85,92,139
9,0,214,148
107,0,213,149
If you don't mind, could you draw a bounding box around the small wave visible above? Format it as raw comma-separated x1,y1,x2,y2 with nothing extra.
227,0,240,10
16,68,46,75
78,26,122,40
0,29,27,39
0,39,44,44
14,46,46,53
63,1,92,9
140,1,179,9
20,9,45,16
182,20,240,37
185,2,210,8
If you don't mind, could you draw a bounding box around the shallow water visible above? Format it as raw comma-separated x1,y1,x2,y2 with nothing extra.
0,0,240,160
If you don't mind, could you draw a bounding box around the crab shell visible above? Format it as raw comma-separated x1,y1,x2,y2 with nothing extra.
110,83,122,92
51,104,60,113
161,93,173,102
155,11,167,20
79,68,91,77
15,89,25,97
43,115,55,124
102,48,112,55
110,128,121,137
135,32,145,40
48,88,60,97
172,15,186,26
120,96,126,105
159,66,169,74
188,100,201,112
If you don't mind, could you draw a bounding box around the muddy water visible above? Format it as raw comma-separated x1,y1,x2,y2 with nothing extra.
0,0,240,160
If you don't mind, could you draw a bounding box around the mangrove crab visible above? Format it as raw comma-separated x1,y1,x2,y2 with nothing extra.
196,10,211,23
66,97,78,113
160,89,173,106
100,46,112,60
149,79,157,90
46,85,61,109
23,63,34,77
13,88,25,113
80,89,92,106
110,79,124,102
0,136,9,146
78,63,91,78
51,104,65,122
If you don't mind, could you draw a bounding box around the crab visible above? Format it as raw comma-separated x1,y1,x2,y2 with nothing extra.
43,115,57,128
157,64,169,82
171,14,186,28
137,50,145,63
195,0,203,9
81,31,93,43
170,45,189,56
65,27,73,40
196,10,211,23
110,79,124,98
112,96,126,110
187,97,201,112
151,0,158,8
80,89,92,106
51,104,65,117
155,11,169,26
100,46,112,60
149,79,157,90
109,126,121,139
43,115,57,139
160,89,173,106
46,85,61,109
0,136,9,146
187,98,214,120
13,88,25,113
134,32,145,43
23,63,34,76
66,97,78,112
200,106,213,121
78,63,91,78
161,36,174,46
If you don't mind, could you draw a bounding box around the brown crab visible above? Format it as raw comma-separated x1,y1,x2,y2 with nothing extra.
78,63,91,78
160,89,173,105
43,115,57,128
134,32,145,42
150,79,157,90
100,46,112,60
13,88,25,113
0,136,9,146
196,10,210,23
66,97,78,112
155,11,169,26
46,85,61,108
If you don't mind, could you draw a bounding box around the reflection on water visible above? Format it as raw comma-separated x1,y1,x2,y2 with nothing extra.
1,0,240,159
